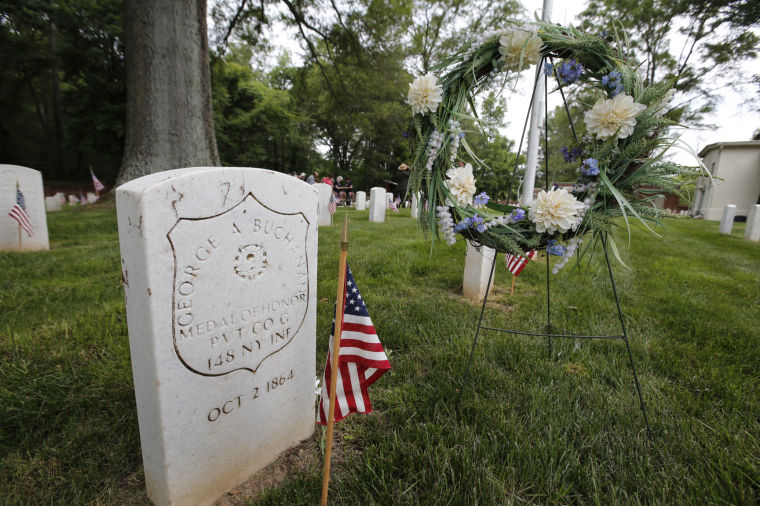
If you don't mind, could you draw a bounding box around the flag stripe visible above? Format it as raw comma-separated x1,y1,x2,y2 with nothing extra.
347,363,365,412
8,205,33,237
505,250,535,276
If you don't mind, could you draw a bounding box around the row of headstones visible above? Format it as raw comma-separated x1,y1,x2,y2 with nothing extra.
720,203,760,241
313,184,421,226
45,192,99,212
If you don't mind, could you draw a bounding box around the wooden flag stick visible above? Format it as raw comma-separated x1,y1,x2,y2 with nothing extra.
321,214,350,506
510,276,516,296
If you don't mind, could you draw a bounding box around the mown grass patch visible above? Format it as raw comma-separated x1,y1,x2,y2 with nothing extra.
1,206,758,504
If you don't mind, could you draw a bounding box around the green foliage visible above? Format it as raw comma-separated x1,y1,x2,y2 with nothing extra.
1,207,759,504
0,0,125,183
579,0,760,125
211,45,317,173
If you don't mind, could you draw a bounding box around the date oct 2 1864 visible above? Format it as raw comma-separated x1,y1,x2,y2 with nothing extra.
206,370,295,422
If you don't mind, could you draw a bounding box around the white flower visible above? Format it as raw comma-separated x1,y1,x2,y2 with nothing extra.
529,188,585,235
436,206,457,245
584,93,647,139
407,74,443,115
499,25,543,72
445,163,477,206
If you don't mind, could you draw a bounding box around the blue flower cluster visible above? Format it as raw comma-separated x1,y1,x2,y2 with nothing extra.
473,192,490,206
547,240,567,256
510,208,526,222
454,215,486,234
560,145,582,163
581,158,600,176
601,71,624,97
544,62,553,76
556,59,583,85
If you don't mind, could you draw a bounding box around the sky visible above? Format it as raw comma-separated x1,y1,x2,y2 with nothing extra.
264,0,759,167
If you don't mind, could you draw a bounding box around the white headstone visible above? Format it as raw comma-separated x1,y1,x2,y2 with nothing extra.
0,165,49,251
116,167,317,506
314,183,333,227
386,192,393,209
68,194,79,205
45,195,62,212
653,194,665,209
355,191,366,211
411,193,419,219
462,242,495,301
745,204,760,242
86,192,98,204
369,187,386,223
719,204,736,234
56,192,66,204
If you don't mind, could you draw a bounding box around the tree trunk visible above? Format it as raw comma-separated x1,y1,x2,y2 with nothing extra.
117,0,220,184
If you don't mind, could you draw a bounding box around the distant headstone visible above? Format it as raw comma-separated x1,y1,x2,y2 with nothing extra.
68,194,79,205
116,167,317,506
56,192,66,204
386,192,393,209
462,242,495,301
411,193,419,219
314,183,333,227
653,194,665,209
355,191,366,211
719,204,736,234
86,192,98,204
0,165,49,251
745,204,760,242
369,187,386,223
45,196,62,212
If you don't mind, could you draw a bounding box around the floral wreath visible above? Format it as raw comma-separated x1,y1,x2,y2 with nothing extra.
407,20,688,271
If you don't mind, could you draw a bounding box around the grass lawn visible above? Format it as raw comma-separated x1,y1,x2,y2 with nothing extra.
1,204,758,504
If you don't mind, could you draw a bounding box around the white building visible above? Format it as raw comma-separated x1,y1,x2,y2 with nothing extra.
691,141,760,221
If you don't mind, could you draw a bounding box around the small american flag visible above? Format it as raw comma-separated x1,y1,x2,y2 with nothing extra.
317,265,391,424
327,194,338,215
8,188,33,237
505,250,536,276
91,170,105,192
389,199,399,212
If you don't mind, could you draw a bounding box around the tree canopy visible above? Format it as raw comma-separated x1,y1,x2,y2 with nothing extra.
1,0,757,188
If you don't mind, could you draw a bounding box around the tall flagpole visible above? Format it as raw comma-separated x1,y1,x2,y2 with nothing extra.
16,180,22,250
321,214,350,506
520,0,553,205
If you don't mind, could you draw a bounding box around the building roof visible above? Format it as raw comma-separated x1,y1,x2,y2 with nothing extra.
698,140,760,158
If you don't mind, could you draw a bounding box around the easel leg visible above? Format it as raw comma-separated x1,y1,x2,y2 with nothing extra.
601,234,652,436
545,250,552,358
456,253,497,410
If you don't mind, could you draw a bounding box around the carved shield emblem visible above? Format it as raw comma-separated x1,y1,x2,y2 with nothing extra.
167,193,310,376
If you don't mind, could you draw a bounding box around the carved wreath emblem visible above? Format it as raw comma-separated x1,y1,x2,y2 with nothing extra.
234,243,269,282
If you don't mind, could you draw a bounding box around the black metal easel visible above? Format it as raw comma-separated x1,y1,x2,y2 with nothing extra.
456,58,651,436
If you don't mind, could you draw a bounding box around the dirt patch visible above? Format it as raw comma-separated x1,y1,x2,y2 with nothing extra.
212,435,320,505
212,425,357,505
